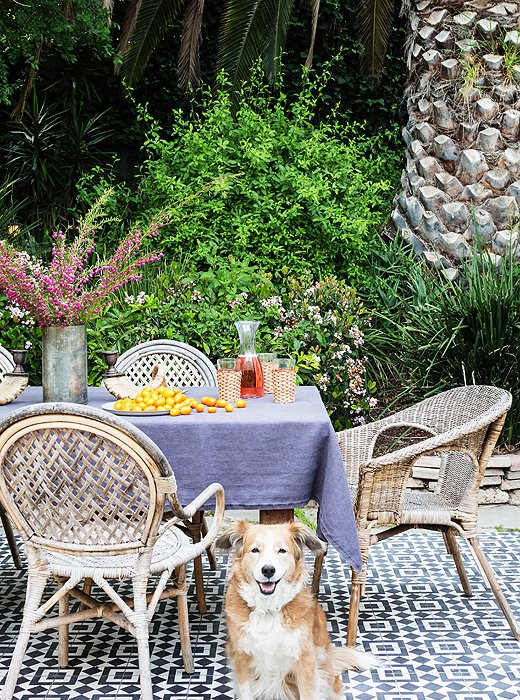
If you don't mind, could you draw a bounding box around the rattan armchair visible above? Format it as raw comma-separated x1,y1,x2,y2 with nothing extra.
316,385,519,646
112,338,218,614
0,403,225,700
0,346,22,569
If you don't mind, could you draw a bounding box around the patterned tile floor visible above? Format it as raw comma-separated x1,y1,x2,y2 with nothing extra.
0,530,519,699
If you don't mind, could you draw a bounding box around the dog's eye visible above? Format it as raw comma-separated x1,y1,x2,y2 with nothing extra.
251,547,260,553
278,548,287,554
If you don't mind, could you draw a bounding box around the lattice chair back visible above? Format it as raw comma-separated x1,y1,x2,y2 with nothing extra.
0,404,176,556
0,346,15,381
115,340,217,387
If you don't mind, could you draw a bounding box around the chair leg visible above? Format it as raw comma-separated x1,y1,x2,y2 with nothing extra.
176,565,194,674
0,506,22,569
201,514,217,571
468,537,520,641
132,575,153,700
443,529,472,596
311,550,326,598
1,570,48,700
184,514,207,614
80,578,93,611
58,591,69,667
347,556,369,648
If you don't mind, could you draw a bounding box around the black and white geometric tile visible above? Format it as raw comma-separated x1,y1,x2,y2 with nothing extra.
1,530,519,699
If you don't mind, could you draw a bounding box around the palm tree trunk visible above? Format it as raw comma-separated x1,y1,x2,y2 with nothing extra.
392,0,520,268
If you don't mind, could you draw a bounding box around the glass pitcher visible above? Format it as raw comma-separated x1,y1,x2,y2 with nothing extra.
234,320,264,398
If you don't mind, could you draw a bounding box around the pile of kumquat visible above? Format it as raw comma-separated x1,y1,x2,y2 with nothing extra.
112,386,247,415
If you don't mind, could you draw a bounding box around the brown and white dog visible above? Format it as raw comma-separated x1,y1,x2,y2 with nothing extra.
216,521,376,700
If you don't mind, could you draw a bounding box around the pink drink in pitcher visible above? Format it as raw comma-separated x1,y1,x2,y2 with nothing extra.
234,321,264,398
236,354,264,398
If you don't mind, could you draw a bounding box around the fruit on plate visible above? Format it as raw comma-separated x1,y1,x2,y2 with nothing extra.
112,388,248,416
114,385,181,412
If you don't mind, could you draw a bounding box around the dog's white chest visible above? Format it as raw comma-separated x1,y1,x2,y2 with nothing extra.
240,609,303,676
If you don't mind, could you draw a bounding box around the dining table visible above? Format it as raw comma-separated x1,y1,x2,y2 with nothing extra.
0,385,362,572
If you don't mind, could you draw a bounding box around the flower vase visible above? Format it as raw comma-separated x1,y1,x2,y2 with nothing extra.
42,325,88,403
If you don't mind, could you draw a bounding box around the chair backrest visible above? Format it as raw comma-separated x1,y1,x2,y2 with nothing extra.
115,340,217,387
386,385,511,438
0,404,176,555
0,346,15,381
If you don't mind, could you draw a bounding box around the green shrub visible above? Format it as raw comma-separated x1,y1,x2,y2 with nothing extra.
367,245,520,445
78,70,402,286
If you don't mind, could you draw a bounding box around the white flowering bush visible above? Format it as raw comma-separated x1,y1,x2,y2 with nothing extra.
257,275,376,429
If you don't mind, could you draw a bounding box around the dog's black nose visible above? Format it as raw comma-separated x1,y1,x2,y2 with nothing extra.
261,565,276,579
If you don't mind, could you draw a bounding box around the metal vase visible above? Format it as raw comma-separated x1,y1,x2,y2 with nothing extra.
42,325,88,403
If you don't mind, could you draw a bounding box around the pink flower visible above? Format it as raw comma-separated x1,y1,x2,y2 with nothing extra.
0,208,167,327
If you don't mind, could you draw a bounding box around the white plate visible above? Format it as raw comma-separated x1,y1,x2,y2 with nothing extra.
101,402,171,416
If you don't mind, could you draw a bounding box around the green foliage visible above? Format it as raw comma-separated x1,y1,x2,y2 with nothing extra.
117,0,185,85
79,70,402,286
0,0,113,106
357,0,395,79
367,243,520,445
1,93,116,233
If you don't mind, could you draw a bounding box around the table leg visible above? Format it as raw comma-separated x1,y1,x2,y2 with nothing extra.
259,509,294,524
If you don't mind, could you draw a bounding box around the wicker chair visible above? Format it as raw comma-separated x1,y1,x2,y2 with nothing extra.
315,385,519,646
112,339,218,613
115,339,217,387
0,346,22,569
0,403,225,700
0,345,14,380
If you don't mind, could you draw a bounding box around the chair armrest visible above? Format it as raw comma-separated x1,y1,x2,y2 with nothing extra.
337,419,436,489
160,483,226,547
173,483,225,520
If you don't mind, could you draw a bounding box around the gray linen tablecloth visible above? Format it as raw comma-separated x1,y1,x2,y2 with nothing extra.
0,385,362,570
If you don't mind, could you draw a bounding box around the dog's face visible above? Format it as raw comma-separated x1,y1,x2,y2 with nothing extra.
217,522,325,608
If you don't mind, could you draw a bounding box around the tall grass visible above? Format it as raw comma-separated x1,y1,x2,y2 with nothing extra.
366,244,520,444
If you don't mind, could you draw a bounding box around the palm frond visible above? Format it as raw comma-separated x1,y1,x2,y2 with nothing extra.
219,0,287,87
118,0,185,84
179,0,206,86
357,0,395,80
262,0,294,83
115,0,141,71
302,0,319,68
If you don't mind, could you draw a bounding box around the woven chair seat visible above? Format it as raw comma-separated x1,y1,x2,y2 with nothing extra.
43,525,198,578
400,491,454,527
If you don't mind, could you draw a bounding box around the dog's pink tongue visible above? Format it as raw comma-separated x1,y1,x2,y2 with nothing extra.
259,581,276,595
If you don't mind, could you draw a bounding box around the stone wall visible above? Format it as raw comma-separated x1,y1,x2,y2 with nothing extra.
410,454,520,505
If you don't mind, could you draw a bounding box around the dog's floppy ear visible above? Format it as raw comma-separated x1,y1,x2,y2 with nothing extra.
216,520,250,552
289,523,326,554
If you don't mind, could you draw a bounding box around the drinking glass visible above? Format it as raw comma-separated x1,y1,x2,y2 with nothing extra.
216,358,242,403
258,352,277,394
272,357,297,404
